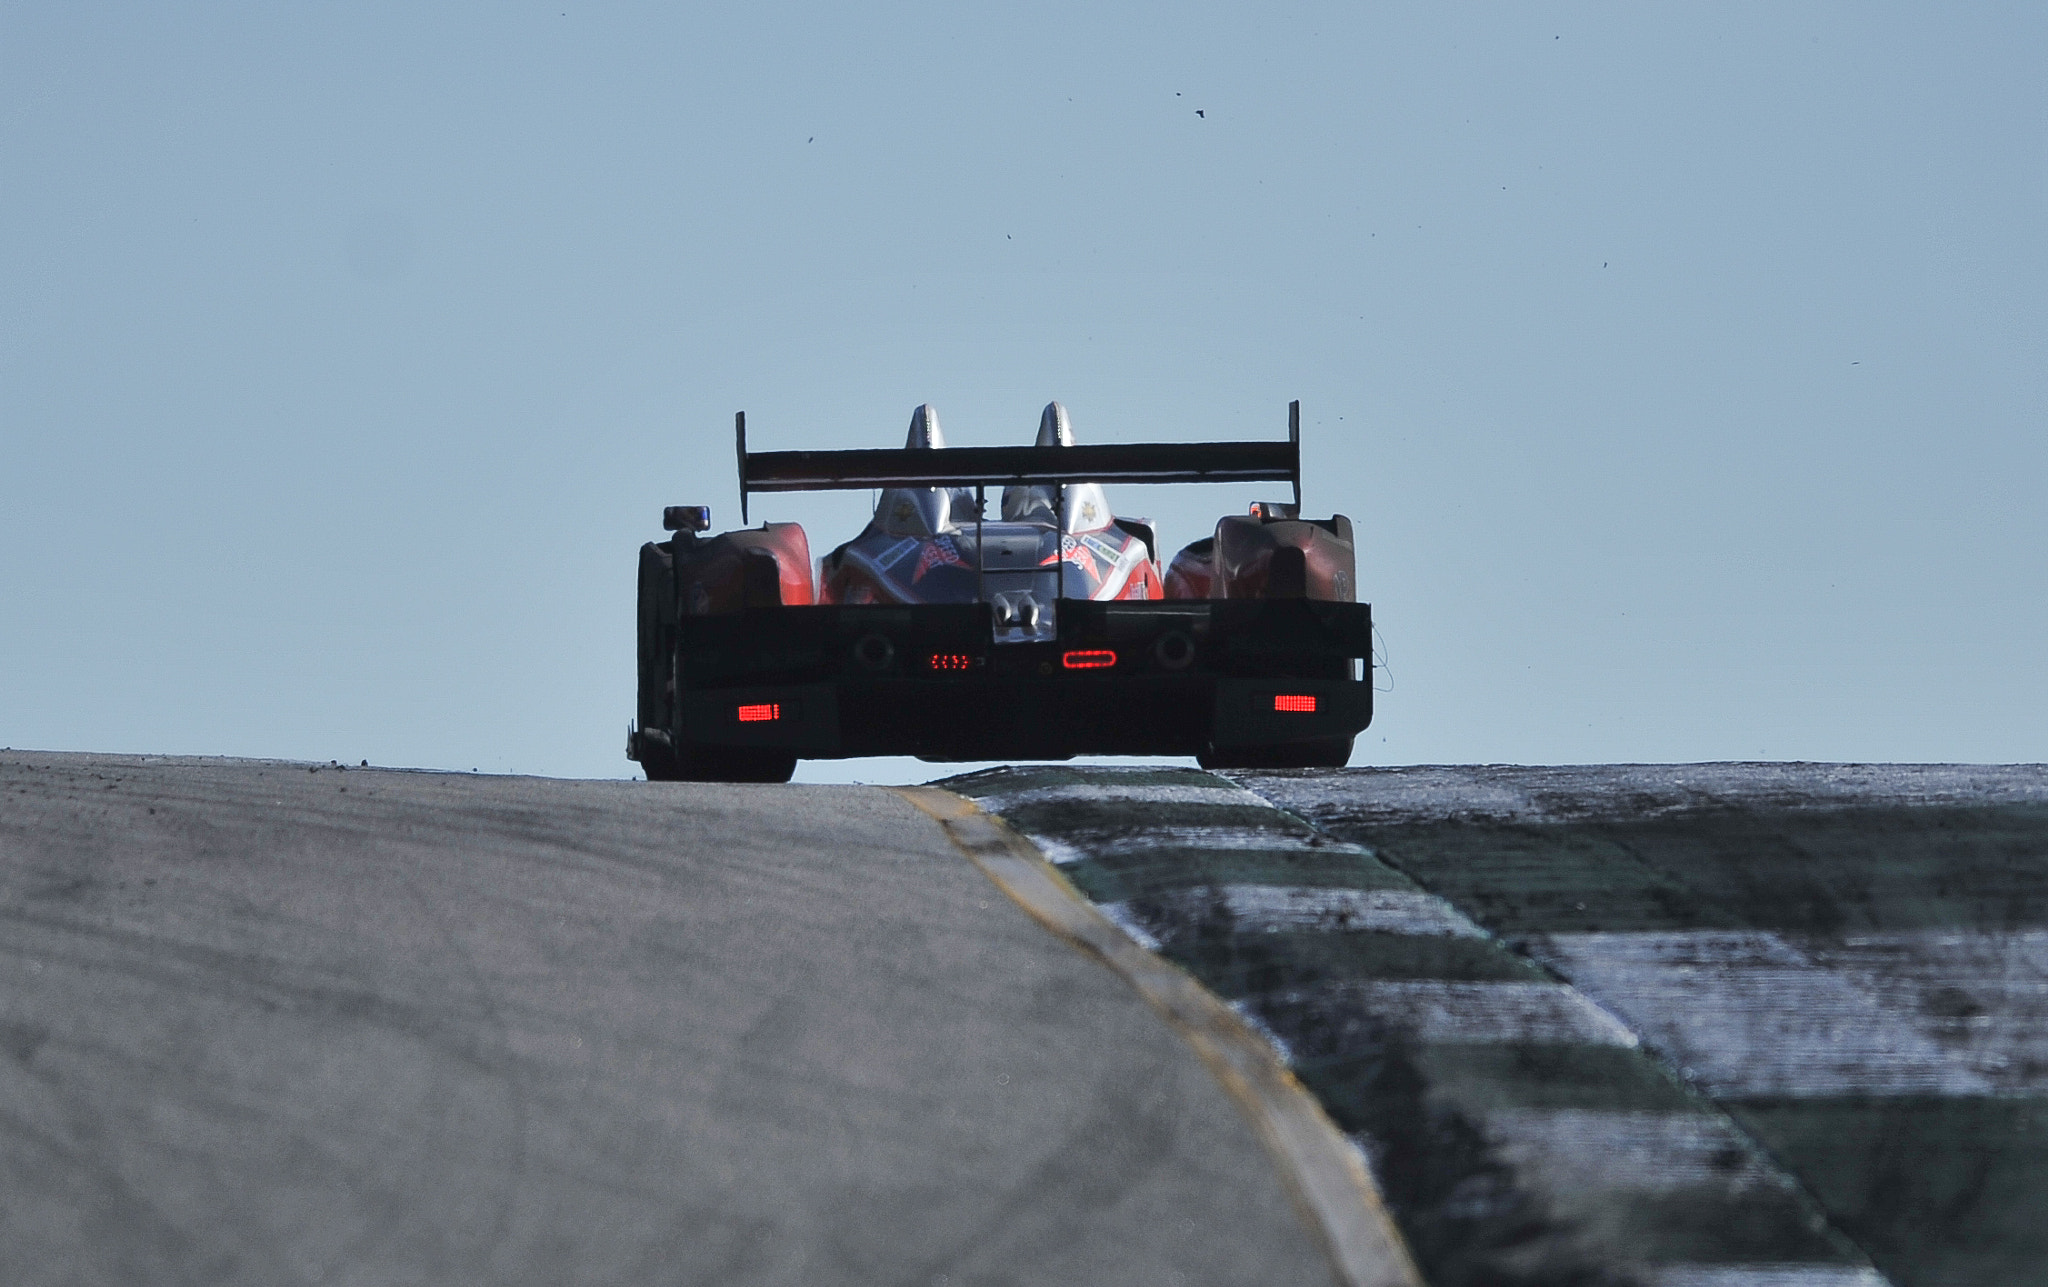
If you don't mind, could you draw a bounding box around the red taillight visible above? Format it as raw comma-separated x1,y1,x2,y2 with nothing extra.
928,653,973,671
1061,649,1117,670
736,702,781,723
1273,694,1316,713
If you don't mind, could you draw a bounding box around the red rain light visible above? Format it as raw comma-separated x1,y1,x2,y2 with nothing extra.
928,653,973,671
1062,649,1117,670
1273,694,1317,713
736,702,781,723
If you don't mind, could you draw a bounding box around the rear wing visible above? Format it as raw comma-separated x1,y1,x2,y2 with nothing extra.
738,401,1303,521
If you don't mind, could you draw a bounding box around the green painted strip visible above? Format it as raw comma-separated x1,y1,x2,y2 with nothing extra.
994,798,1318,838
1577,1187,1855,1267
1160,928,1549,997
1359,822,1696,936
1729,1096,2048,1287
1407,1042,1701,1113
1329,805,2048,937
1059,847,1418,904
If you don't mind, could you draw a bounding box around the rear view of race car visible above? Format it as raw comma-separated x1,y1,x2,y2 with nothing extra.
629,401,1372,783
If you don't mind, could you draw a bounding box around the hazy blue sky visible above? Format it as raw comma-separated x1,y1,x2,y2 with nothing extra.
4,3,2043,782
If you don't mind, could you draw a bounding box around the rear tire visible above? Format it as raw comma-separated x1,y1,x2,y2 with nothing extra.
1198,735,1353,770
638,738,684,782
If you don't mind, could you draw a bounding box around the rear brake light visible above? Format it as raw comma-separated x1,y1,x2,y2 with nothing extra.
736,703,781,722
1273,694,1316,713
929,653,973,671
1062,649,1117,670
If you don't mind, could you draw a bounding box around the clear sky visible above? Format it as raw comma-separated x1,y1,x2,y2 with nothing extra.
4,3,2043,782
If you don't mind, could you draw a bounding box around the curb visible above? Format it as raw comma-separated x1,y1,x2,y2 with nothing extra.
893,785,1425,1287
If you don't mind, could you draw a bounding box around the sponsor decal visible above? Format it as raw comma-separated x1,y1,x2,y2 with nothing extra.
878,537,922,569
1041,535,1102,581
1080,531,1126,565
912,535,970,583
1088,531,1147,599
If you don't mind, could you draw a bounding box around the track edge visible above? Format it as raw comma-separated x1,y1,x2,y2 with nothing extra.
892,784,1425,1287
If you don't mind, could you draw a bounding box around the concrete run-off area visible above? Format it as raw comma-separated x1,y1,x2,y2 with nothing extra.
948,762,2048,1287
0,751,1341,1287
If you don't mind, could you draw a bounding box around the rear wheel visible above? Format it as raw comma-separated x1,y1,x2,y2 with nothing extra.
636,543,678,736
1198,735,1353,770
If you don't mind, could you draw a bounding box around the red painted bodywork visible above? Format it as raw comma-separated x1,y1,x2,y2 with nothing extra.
673,522,815,613
1164,513,1355,603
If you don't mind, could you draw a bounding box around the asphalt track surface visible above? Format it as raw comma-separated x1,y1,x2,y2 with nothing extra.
11,753,2048,1287
0,751,1338,1287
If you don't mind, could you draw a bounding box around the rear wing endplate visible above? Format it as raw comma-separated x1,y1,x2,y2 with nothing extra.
738,402,1303,521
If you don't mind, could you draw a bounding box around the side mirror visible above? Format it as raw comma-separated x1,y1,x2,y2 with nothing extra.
664,505,712,533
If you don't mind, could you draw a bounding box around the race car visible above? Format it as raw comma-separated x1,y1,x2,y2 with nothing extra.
629,401,1372,783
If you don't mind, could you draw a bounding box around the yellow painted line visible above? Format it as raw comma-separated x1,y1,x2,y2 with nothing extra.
893,785,1425,1287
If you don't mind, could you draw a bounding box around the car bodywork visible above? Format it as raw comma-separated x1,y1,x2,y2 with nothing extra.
630,401,1372,782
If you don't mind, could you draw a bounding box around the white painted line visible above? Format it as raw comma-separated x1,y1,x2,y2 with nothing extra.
1102,886,1484,944
1097,901,1163,951
1805,929,2048,1094
1230,1000,1301,1065
1274,980,1641,1048
1528,931,2000,1097
1478,1108,1794,1196
1023,834,1091,866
